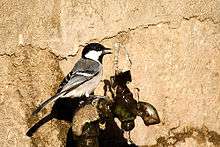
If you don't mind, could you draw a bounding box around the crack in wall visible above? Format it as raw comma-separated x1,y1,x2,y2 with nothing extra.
0,44,68,61
98,16,219,44
183,15,220,24
76,15,219,50
0,53,16,57
98,22,169,43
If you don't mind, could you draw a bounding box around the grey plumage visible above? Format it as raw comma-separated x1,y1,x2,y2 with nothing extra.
32,58,102,115
57,58,101,94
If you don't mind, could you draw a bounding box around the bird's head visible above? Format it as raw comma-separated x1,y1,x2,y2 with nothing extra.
82,43,112,63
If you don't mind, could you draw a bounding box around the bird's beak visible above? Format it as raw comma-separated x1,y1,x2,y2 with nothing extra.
103,48,112,55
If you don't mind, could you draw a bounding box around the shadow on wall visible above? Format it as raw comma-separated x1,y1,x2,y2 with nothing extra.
26,89,137,147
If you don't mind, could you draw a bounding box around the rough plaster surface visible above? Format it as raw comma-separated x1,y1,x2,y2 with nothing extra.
0,0,220,146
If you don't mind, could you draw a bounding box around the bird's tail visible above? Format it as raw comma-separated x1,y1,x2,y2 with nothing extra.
32,95,60,116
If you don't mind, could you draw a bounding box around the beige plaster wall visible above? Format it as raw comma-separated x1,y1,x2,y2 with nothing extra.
0,0,220,146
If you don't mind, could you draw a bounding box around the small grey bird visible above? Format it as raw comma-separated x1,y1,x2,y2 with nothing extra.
32,43,111,115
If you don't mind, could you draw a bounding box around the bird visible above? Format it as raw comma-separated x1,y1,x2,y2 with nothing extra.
32,43,111,115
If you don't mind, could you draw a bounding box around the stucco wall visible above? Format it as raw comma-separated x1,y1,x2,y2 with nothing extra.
0,0,220,146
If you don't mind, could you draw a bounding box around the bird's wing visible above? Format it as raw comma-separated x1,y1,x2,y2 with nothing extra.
56,58,101,94
58,69,99,95
32,59,101,115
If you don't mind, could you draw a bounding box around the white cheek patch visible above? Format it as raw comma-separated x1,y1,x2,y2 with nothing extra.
85,50,102,61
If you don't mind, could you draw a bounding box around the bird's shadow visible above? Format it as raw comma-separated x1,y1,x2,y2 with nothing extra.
26,79,137,147
26,97,81,137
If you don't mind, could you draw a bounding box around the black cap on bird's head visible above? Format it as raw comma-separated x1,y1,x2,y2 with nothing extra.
82,43,111,63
